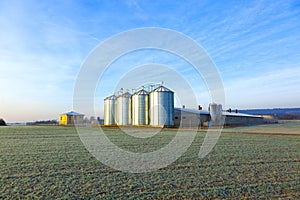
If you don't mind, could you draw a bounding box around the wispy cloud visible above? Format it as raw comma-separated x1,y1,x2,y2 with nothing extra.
225,65,300,108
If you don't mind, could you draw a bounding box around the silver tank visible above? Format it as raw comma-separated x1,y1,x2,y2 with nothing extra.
104,95,116,125
209,103,223,126
116,92,131,125
149,86,174,127
132,89,149,125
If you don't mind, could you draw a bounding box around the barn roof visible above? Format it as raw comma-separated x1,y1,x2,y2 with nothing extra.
175,108,210,115
223,112,262,118
61,111,84,116
175,108,262,118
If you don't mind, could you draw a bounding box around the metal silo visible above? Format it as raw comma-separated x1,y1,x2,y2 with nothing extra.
209,103,223,126
104,95,116,125
132,89,149,125
116,92,131,125
149,86,174,127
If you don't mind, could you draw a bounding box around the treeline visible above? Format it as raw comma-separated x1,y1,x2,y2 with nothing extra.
277,114,300,120
0,118,7,126
27,120,58,125
240,108,300,120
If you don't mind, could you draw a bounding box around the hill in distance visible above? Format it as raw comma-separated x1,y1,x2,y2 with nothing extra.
239,108,300,120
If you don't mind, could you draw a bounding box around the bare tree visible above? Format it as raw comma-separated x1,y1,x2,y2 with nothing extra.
0,118,7,126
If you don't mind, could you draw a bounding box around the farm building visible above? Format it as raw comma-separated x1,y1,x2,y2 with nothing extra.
223,112,264,126
104,83,277,128
173,105,268,128
174,108,210,128
59,111,84,125
262,115,278,124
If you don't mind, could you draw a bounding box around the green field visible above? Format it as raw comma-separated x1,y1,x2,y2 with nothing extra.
0,121,299,199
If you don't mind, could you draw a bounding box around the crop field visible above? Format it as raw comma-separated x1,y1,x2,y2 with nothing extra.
224,120,300,135
0,121,299,199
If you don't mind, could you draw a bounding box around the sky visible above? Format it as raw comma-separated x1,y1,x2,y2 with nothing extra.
0,0,299,122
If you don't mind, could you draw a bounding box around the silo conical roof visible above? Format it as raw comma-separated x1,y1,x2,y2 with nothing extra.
133,89,149,95
151,86,174,93
120,92,131,98
104,95,116,100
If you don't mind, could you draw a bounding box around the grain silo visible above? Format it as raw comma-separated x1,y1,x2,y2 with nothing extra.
149,86,174,127
132,89,149,125
116,92,131,125
104,95,116,125
209,103,223,126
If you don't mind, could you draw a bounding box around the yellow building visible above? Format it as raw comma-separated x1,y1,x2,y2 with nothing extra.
59,111,84,125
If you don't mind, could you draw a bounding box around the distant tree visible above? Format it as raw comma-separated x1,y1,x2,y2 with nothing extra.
0,118,7,126
26,120,58,125
278,114,300,120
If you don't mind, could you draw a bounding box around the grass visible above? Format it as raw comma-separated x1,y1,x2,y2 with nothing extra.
223,120,300,135
0,123,299,199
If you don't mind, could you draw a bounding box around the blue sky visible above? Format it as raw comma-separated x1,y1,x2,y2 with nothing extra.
0,0,299,122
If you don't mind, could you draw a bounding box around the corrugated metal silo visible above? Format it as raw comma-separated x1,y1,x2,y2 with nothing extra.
149,86,174,127
116,92,131,125
132,89,149,125
104,95,116,125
